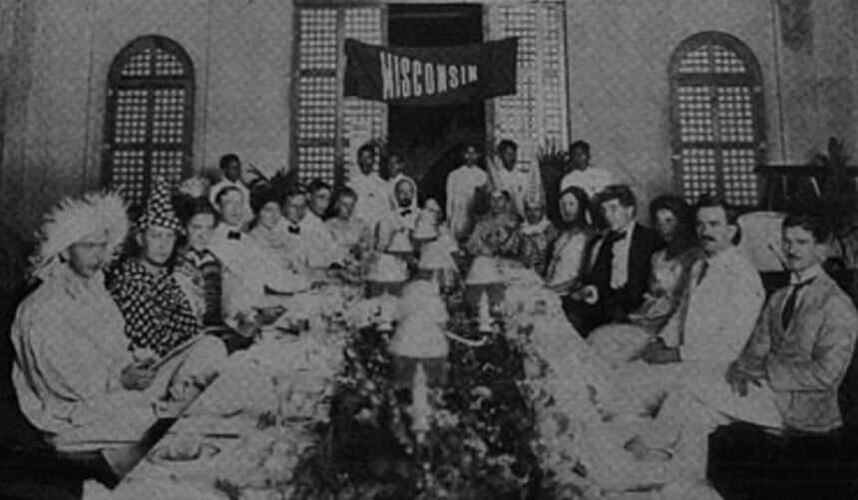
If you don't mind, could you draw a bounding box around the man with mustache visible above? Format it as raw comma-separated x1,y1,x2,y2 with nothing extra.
624,212,858,486
608,194,764,415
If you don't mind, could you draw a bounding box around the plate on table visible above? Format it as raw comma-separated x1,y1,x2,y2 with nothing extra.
149,442,221,463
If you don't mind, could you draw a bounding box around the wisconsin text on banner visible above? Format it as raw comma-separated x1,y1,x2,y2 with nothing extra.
344,37,518,106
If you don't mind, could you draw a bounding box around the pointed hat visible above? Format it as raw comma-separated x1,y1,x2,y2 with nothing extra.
138,177,182,232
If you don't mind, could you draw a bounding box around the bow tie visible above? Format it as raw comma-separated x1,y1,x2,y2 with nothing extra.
227,230,242,240
400,209,413,217
288,225,301,235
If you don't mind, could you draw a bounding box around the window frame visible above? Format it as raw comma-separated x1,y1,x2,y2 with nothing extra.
102,35,195,209
668,31,766,208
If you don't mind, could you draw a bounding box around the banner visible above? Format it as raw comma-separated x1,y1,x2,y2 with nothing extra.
344,37,518,106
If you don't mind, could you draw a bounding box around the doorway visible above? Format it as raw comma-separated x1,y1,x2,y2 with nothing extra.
387,3,484,207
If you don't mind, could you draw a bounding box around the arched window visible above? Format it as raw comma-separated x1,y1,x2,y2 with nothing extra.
669,32,765,208
103,35,194,210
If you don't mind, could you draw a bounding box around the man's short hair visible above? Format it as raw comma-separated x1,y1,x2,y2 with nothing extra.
694,193,738,226
783,213,831,244
497,139,517,153
594,184,637,211
569,140,591,156
307,178,332,194
219,153,240,171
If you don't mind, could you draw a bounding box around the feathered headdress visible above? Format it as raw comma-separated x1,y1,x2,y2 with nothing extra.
247,167,300,213
31,191,129,280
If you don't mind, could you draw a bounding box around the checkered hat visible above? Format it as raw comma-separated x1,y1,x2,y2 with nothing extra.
138,177,182,232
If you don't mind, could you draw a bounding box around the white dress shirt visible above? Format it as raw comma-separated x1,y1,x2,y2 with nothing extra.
560,167,617,198
349,172,391,230
295,212,338,268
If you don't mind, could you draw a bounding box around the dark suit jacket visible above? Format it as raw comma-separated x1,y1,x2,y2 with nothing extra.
580,222,663,326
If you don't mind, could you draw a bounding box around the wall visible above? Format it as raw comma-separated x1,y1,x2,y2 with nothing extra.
2,0,858,235
565,0,857,213
0,0,294,234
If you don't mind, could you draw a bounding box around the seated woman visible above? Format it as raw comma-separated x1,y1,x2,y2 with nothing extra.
247,174,307,274
518,194,559,275
465,189,521,259
544,185,593,292
589,194,701,367
326,187,372,263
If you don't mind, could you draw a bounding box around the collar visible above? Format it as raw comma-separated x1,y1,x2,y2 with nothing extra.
790,263,824,285
705,245,740,268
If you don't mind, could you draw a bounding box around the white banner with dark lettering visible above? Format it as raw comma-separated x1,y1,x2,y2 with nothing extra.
344,38,518,106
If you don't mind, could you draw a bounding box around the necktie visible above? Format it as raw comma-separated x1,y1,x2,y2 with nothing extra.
401,209,413,217
781,279,814,331
695,259,709,286
227,230,242,240
288,225,301,235
590,230,626,291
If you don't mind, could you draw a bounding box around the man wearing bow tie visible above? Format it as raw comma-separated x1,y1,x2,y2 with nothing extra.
565,184,662,335
624,212,858,484
282,187,337,269
208,186,295,317
376,177,419,251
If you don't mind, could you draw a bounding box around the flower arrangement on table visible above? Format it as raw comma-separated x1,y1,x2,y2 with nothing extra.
290,304,543,499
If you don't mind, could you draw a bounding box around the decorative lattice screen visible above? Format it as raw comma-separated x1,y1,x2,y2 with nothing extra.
104,36,194,209
293,5,386,187
671,34,765,208
485,1,569,170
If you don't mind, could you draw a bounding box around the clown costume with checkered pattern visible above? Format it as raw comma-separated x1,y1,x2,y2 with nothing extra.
107,178,199,356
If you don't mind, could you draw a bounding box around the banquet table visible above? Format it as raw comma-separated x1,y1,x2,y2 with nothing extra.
87,263,723,500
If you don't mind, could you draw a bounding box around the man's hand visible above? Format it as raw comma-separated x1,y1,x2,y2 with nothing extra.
569,285,599,305
640,339,681,365
121,359,156,391
725,362,762,397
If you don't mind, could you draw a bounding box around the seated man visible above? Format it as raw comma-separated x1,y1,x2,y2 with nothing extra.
564,184,662,334
376,176,420,251
307,178,333,222
12,192,175,480
326,187,372,262
208,185,302,317
107,180,206,357
465,188,522,259
604,194,765,414
627,213,858,482
283,186,338,269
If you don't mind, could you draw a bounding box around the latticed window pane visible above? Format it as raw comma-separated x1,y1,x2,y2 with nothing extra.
114,89,148,144
487,2,568,172
152,88,187,144
299,9,338,70
111,150,147,204
677,86,714,142
671,33,763,208
680,148,718,201
298,145,337,186
293,6,386,186
104,36,194,209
